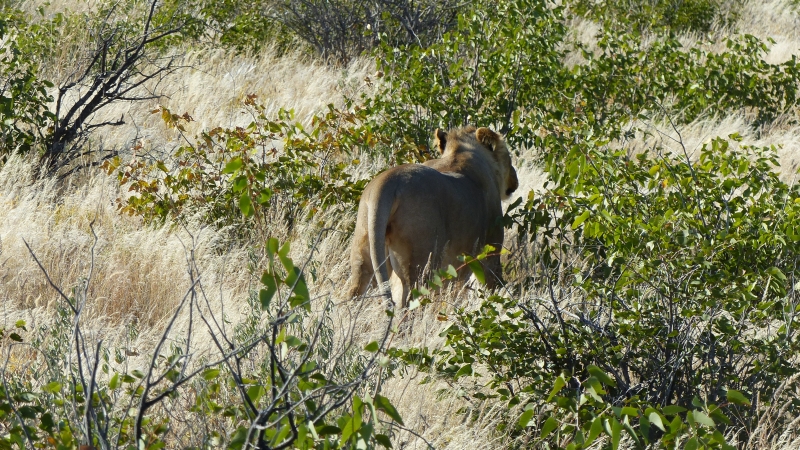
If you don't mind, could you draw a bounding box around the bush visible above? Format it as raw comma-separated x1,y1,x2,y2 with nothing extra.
393,133,800,447
274,0,463,64
0,0,195,175
365,0,569,154
529,132,800,410
0,8,55,161
1,236,402,449
103,99,380,234
569,0,739,34
366,2,800,445
364,0,798,163
572,31,800,131
179,0,466,63
165,0,296,55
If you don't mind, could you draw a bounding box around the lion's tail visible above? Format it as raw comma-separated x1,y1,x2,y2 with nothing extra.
367,189,394,303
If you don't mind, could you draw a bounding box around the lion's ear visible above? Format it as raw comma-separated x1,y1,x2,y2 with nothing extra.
476,127,501,151
434,128,447,152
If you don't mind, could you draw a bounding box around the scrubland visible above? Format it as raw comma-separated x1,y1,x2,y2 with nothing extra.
2,0,800,448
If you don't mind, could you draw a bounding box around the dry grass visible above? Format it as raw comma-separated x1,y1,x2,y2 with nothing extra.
82,47,375,157
2,0,800,447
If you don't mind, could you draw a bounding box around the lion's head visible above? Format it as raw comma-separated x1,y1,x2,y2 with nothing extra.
434,126,519,200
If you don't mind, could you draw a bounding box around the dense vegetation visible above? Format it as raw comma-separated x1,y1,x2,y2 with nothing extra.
2,0,800,448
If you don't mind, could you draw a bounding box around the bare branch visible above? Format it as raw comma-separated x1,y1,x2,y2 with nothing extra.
46,0,190,175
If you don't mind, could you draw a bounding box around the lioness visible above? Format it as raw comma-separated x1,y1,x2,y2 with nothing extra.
347,126,519,306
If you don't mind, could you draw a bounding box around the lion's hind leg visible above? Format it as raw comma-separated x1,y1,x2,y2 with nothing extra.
388,248,412,308
348,230,376,299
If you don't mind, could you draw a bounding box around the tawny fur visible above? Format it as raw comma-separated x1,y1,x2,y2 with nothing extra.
347,126,519,306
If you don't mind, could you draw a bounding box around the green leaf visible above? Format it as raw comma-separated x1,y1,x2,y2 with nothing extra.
541,416,558,438
222,157,244,174
121,374,137,384
766,267,787,281
19,405,37,419
374,395,404,425
611,417,622,450
353,395,364,433
279,251,310,303
40,412,55,431
239,192,253,217
285,268,310,306
259,283,275,310
446,265,458,278
247,385,265,403
278,241,291,258
661,405,686,416
364,341,379,353
273,422,291,445
228,427,248,450
315,425,341,436
258,188,272,205
267,238,280,259
676,229,690,245
693,410,715,428
572,210,591,229
467,259,485,285
109,373,120,390
479,244,496,257
517,409,534,429
202,369,220,380
586,416,603,445
455,364,473,378
232,175,248,193
648,411,665,432
42,381,62,394
375,433,393,448
284,335,302,347
640,414,651,442
587,365,616,387
726,389,751,406
546,376,566,402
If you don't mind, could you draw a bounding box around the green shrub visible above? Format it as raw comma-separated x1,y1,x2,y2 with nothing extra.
365,0,569,154
0,8,55,160
163,0,296,55
529,132,800,409
364,0,797,163
272,0,464,64
572,31,800,131
393,133,800,447
103,99,379,234
569,0,739,34
1,237,402,449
